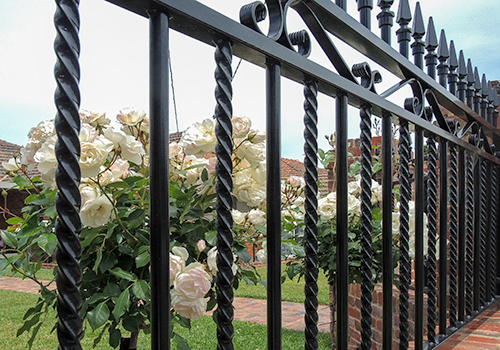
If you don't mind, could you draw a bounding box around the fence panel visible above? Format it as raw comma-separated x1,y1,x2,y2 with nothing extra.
52,0,500,349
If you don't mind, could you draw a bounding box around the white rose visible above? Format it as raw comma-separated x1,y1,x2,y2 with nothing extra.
80,109,110,127
121,135,145,165
79,139,113,178
79,123,99,142
256,249,268,265
28,120,55,146
231,209,246,225
318,196,336,220
34,136,57,175
80,184,100,206
174,262,212,299
2,157,21,172
347,194,361,217
232,115,252,138
348,180,361,196
80,195,114,228
248,130,266,144
104,128,127,146
247,209,266,226
169,142,182,159
235,140,265,168
179,119,216,156
171,290,207,320
116,107,146,126
206,246,237,276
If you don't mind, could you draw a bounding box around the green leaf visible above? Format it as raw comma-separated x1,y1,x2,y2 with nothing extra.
88,302,110,330
99,252,118,273
93,249,103,274
1,229,18,248
27,322,42,350
110,267,137,281
93,323,110,348
112,289,130,321
43,205,56,218
34,233,57,255
17,312,41,336
135,251,150,268
109,327,122,348
132,280,149,300
204,231,217,246
81,230,100,248
13,175,31,188
6,217,23,225
174,333,192,350
103,283,122,297
105,181,129,188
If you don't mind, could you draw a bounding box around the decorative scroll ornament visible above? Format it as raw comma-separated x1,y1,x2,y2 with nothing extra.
351,62,382,93
240,0,311,57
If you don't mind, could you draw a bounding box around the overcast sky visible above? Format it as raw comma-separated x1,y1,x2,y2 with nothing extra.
1,0,498,161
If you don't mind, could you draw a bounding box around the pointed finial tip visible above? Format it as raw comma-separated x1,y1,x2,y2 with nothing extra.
438,30,449,58
425,17,438,48
412,2,425,36
396,0,412,23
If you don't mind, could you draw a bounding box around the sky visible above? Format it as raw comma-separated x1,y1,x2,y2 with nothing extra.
0,0,499,162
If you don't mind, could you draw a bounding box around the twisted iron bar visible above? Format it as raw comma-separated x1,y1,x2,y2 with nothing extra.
53,1,82,349
426,135,438,344
479,159,487,306
303,79,319,350
491,166,498,301
448,145,458,328
214,38,235,350
398,120,411,350
359,103,373,350
465,153,474,316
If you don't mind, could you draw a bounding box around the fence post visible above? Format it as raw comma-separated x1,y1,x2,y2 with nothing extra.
149,9,170,350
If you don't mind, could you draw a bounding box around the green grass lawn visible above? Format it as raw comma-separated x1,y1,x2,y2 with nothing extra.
0,289,333,349
235,266,331,305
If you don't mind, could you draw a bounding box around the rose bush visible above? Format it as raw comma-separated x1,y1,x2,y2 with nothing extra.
0,109,266,349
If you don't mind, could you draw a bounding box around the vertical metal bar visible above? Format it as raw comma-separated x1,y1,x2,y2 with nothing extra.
458,149,466,322
214,38,235,350
457,51,467,103
149,10,170,350
266,60,282,350
485,161,493,303
448,41,458,96
473,68,482,115
426,134,438,346
382,113,393,350
377,0,395,45
411,3,425,70
492,165,499,298
473,156,481,311
359,103,373,350
396,0,412,59
437,30,449,88
414,128,425,350
425,17,438,80
357,0,373,29
481,75,489,120
449,144,459,328
439,139,448,335
336,91,349,350
465,152,474,316
53,1,82,348
466,60,475,110
479,158,488,307
398,119,412,350
303,79,319,350
336,0,347,11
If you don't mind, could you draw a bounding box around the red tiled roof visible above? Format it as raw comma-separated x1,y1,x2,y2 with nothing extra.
0,140,22,180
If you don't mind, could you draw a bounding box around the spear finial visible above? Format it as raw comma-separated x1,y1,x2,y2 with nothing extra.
448,40,458,95
425,17,438,79
396,0,412,58
411,2,425,69
437,30,449,87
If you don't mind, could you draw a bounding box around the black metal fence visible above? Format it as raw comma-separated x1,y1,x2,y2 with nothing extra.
53,0,500,349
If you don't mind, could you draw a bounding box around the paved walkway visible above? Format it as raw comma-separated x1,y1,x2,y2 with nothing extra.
0,276,331,333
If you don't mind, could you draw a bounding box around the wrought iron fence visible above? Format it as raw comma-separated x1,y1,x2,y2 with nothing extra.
53,0,500,349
